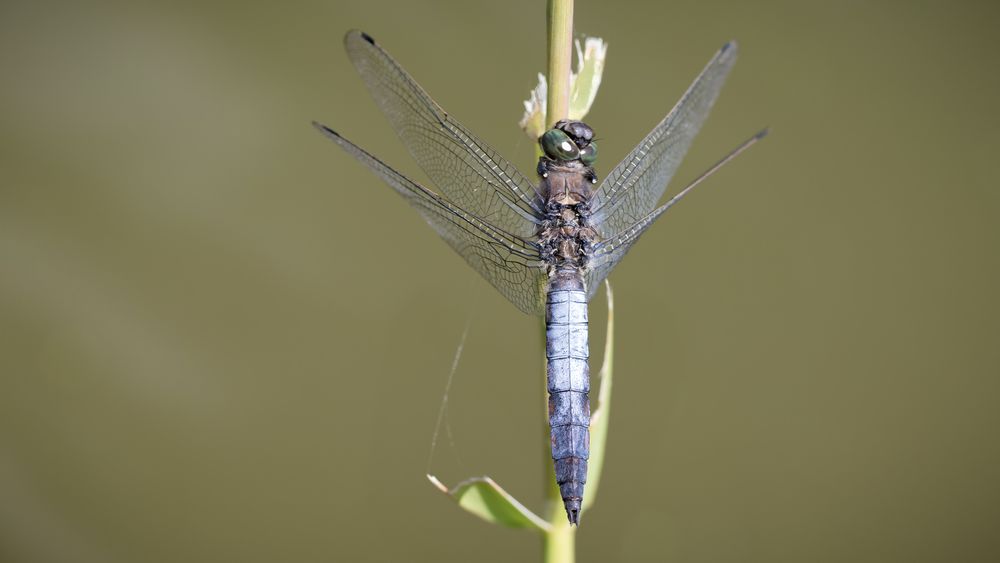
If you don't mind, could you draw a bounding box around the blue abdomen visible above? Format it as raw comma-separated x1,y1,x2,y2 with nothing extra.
545,277,590,525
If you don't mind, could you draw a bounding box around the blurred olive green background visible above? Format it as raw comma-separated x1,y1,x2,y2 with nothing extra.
2,0,999,561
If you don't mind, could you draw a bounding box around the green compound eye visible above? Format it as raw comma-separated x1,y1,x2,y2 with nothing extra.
540,129,580,161
580,142,598,166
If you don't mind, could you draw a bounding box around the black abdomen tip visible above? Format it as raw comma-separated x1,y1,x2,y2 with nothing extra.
564,498,582,525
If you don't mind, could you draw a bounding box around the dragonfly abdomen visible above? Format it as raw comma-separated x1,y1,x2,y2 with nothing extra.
545,271,591,525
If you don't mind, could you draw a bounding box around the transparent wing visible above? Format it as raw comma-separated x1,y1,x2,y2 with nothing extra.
585,195,676,301
589,41,739,238
314,123,548,315
344,30,544,240
584,128,767,300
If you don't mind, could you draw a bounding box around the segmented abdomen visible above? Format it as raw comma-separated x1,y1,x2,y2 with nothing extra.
545,275,590,525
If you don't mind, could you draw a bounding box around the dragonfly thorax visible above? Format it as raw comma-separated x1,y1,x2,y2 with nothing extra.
537,153,600,273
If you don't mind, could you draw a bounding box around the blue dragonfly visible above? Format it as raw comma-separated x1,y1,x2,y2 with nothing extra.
314,30,765,525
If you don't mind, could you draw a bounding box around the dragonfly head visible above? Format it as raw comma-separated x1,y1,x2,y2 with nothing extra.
540,120,598,167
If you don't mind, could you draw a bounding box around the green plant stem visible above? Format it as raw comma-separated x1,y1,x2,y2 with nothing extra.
544,2,574,562
546,0,574,128
542,516,576,562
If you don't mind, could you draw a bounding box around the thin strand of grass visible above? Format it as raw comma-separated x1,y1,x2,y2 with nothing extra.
426,317,472,473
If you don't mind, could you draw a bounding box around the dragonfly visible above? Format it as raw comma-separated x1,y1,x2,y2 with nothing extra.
314,30,765,525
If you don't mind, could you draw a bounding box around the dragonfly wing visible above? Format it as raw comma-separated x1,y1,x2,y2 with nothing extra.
343,30,543,239
590,41,738,239
584,126,767,300
584,201,672,301
314,123,548,315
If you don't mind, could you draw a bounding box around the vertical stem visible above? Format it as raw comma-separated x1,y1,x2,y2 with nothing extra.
546,0,574,128
544,2,575,563
543,517,576,562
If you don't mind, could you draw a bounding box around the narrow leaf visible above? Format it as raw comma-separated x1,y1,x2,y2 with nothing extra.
427,474,552,532
568,37,608,121
581,280,614,513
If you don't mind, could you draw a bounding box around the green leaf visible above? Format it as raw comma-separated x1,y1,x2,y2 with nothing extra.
581,280,613,513
427,474,552,532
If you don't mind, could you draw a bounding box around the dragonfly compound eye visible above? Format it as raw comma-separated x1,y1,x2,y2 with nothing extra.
580,142,598,166
541,129,581,161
